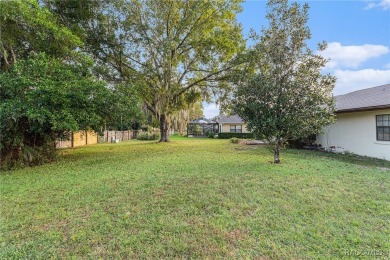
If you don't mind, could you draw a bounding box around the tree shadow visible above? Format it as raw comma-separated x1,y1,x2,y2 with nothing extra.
296,149,390,169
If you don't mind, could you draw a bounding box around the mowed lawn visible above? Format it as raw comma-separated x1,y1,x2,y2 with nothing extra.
1,137,389,259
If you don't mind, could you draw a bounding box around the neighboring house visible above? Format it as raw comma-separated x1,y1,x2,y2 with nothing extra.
316,84,390,160
187,115,250,137
187,117,219,137
215,114,250,133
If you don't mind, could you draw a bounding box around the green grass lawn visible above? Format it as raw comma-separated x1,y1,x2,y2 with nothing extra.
1,136,389,259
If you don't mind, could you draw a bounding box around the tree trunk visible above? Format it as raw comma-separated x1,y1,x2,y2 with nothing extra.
273,143,281,164
159,114,170,142
179,123,184,136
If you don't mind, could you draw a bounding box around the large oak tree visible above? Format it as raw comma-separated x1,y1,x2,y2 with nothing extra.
85,0,246,141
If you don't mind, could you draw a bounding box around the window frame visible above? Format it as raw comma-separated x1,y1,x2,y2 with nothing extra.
376,114,390,141
230,125,242,133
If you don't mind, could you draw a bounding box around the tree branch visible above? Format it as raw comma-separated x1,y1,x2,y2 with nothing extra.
173,65,235,100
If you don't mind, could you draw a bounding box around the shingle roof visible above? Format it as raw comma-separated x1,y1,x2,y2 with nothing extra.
335,84,390,112
215,114,245,124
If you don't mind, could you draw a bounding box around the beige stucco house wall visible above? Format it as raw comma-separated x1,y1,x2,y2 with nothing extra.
215,115,251,134
220,123,250,133
316,108,390,160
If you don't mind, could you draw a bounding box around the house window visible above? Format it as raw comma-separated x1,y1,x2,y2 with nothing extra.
230,125,242,133
376,115,390,141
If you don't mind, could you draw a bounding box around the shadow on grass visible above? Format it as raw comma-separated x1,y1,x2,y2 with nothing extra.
288,148,390,169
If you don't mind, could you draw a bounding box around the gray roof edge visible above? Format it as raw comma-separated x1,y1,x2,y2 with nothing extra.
335,84,390,111
336,104,390,113
215,114,245,124
335,83,390,98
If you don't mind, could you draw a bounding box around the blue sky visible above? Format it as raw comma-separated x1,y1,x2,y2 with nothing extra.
203,0,390,118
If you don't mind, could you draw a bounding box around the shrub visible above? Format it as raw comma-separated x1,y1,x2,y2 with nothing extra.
287,134,317,148
137,131,160,141
137,132,149,140
0,53,110,170
207,131,215,138
218,132,254,139
148,132,160,140
230,137,239,144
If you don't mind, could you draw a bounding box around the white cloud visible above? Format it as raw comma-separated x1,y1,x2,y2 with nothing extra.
203,102,220,119
320,42,389,69
334,69,390,95
384,63,390,69
365,0,390,10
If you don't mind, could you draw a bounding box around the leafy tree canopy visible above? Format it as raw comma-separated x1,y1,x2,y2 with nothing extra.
0,1,143,169
104,84,144,131
0,53,111,168
82,0,246,141
0,0,82,70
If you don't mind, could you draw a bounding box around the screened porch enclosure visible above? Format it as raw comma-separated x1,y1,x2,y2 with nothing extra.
187,118,218,137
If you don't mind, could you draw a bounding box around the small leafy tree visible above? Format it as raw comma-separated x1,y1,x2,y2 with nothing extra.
0,53,111,169
234,0,336,163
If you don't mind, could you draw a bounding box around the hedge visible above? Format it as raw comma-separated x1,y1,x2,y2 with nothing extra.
217,132,254,139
